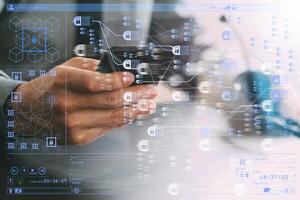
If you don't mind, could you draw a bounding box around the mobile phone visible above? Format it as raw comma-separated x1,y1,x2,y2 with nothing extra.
97,46,187,85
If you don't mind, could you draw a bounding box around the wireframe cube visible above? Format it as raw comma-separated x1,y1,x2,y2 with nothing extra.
9,47,23,63
9,16,23,32
45,17,59,32
45,47,59,63
27,17,43,32
27,48,42,63
16,32,30,48
38,31,52,48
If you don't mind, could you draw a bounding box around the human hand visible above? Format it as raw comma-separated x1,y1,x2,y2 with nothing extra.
10,57,157,144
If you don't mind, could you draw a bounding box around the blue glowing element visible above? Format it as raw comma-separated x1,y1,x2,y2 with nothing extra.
222,91,231,101
272,75,280,85
7,109,14,116
7,132,15,138
222,30,231,40
221,59,236,69
32,35,37,44
7,143,15,149
32,143,39,150
11,72,22,81
73,16,91,26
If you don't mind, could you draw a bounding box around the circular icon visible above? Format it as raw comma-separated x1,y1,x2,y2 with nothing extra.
198,139,211,151
167,183,180,196
17,178,24,185
38,167,47,175
234,83,242,91
261,100,273,112
10,166,19,175
199,81,210,94
73,188,80,194
7,178,14,185
137,140,150,152
20,167,28,175
167,74,184,87
137,63,149,75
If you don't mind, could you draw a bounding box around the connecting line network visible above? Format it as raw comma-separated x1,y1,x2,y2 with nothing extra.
92,19,201,84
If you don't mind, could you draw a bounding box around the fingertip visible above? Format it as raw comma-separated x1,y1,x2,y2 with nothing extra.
92,60,101,70
122,71,135,85
94,59,101,66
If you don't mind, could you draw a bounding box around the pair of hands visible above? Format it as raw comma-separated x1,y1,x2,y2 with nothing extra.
11,57,157,145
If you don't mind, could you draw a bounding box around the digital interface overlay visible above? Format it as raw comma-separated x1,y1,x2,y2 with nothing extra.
0,1,300,199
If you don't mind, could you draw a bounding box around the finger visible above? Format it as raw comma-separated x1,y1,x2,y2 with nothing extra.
54,84,157,112
62,57,100,71
55,66,135,92
87,84,158,108
68,127,112,145
59,100,156,129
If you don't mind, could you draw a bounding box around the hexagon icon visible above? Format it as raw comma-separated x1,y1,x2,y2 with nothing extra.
45,47,59,63
27,17,43,32
16,32,30,48
45,17,59,32
9,47,23,63
38,32,53,48
9,16,23,32
27,48,42,63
